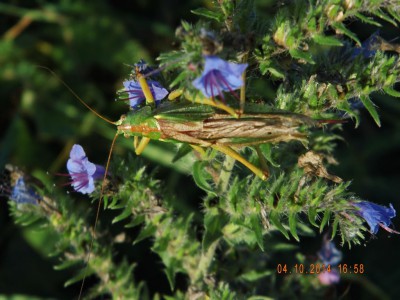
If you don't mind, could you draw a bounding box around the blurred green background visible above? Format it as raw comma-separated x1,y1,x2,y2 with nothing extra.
1,1,400,299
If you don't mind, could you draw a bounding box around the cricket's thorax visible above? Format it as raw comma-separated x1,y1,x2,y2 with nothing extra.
116,112,163,139
117,124,161,135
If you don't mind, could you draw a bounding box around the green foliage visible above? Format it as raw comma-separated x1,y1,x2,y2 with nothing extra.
2,0,400,299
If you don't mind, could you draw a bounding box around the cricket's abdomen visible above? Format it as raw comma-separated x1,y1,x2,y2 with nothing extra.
157,114,312,147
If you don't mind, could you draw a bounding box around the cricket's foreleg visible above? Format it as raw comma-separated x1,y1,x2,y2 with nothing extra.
212,145,268,180
134,137,151,155
136,68,155,105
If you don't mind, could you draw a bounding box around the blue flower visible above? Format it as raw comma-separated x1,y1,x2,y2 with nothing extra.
123,79,168,109
134,59,158,77
354,201,399,234
192,56,248,99
352,31,380,59
318,239,342,266
10,177,40,205
67,144,105,194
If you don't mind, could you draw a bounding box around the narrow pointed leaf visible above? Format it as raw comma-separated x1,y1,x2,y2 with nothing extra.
354,13,382,27
133,223,157,245
372,9,397,27
193,161,217,196
289,49,315,64
320,210,331,233
312,34,343,46
250,214,264,251
308,207,318,227
270,212,290,240
332,23,361,46
359,95,381,127
384,87,400,98
331,217,339,239
191,8,223,22
288,212,299,241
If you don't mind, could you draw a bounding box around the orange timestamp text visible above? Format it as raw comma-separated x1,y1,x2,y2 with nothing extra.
276,263,365,275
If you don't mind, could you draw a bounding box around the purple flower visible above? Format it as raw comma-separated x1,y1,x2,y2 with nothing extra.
354,201,399,234
318,239,342,266
317,238,342,285
123,79,168,109
192,56,248,99
318,269,340,285
67,144,105,194
10,177,39,205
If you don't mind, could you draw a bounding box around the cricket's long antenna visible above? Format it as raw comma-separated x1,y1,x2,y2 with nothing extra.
78,133,119,300
37,66,116,125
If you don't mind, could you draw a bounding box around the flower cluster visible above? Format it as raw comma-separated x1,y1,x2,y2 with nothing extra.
10,177,40,205
317,237,342,285
67,144,105,194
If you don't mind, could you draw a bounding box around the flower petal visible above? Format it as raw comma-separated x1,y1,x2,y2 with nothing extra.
318,269,340,285
69,144,86,160
354,201,396,234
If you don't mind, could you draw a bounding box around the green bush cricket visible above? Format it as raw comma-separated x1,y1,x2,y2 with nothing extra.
44,66,318,298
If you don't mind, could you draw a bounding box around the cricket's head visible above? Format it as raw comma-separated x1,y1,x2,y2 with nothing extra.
116,107,161,139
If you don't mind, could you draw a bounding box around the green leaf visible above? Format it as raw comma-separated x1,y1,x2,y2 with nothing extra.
266,66,285,79
250,214,264,251
308,207,318,227
270,212,290,240
191,8,223,22
312,34,343,46
387,8,400,24
203,208,227,250
134,223,157,245
271,243,298,251
372,9,397,27
192,161,217,196
65,269,95,287
172,144,192,162
165,265,176,290
331,217,339,239
239,270,273,282
384,87,400,98
54,259,81,270
112,208,131,224
359,95,381,127
259,144,280,167
289,49,315,64
247,297,274,300
288,212,299,241
169,71,188,88
332,23,361,46
354,13,382,27
319,210,331,233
